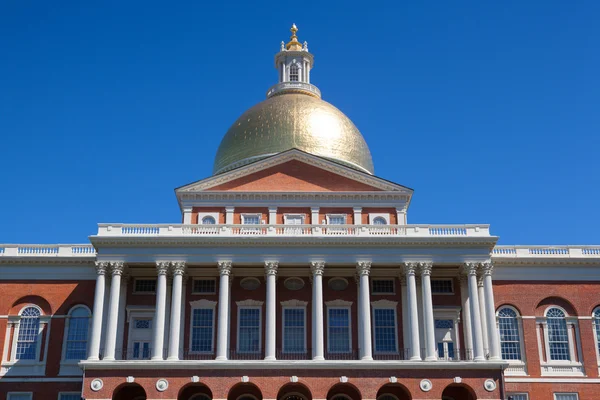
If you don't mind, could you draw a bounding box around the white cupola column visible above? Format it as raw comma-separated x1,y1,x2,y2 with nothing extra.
151,262,169,360
459,275,474,358
87,262,108,360
167,262,186,360
311,261,325,360
102,262,124,361
464,263,485,361
216,261,232,360
403,263,421,360
264,261,279,360
478,275,489,356
357,261,373,360
481,262,501,360
420,262,437,361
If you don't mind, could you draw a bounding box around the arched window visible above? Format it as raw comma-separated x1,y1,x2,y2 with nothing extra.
202,216,216,225
289,64,299,82
373,217,387,225
16,306,41,360
546,307,570,361
593,308,600,357
497,307,522,360
64,306,91,360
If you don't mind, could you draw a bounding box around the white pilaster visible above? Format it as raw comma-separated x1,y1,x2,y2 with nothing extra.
102,262,124,361
310,261,325,360
179,277,187,359
268,206,277,224
481,262,501,360
396,207,406,225
353,207,362,225
464,263,485,361
357,261,373,360
459,276,474,359
87,262,108,360
216,261,232,360
311,207,320,224
115,274,129,360
225,206,235,225
167,262,186,360
151,262,169,360
264,261,278,360
182,206,193,224
403,263,421,360
478,276,490,355
420,262,436,361
399,276,410,357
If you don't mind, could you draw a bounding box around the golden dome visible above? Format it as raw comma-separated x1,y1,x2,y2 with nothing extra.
213,93,374,175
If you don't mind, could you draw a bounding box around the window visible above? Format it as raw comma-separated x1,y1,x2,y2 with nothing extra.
546,307,570,361
16,306,41,360
59,393,82,400
431,279,454,294
283,308,305,353
202,216,216,224
372,279,395,294
191,308,214,353
554,394,578,400
373,308,397,353
593,308,600,357
289,64,299,81
134,279,156,293
435,319,455,359
238,308,261,353
327,215,346,225
7,394,32,400
507,394,528,400
134,319,151,329
242,214,260,224
328,308,351,353
132,341,150,359
192,279,216,294
64,306,90,360
373,217,387,225
498,307,523,361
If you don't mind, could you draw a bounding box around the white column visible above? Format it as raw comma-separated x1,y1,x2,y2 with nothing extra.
459,276,474,359
481,262,501,360
353,207,362,225
167,262,186,360
264,261,278,360
464,263,485,361
403,263,421,360
478,276,490,355
420,262,436,361
87,262,108,360
311,261,325,360
281,62,286,82
357,261,372,360
311,207,320,224
102,262,124,361
182,206,193,224
306,64,310,82
396,207,406,225
400,276,410,357
268,206,277,224
216,261,232,360
115,274,129,360
225,206,235,224
151,262,169,360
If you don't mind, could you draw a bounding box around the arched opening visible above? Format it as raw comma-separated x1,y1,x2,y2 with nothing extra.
179,383,213,400
202,216,216,225
228,382,263,400
113,383,147,400
376,383,411,400
441,384,476,400
326,383,361,400
277,383,312,400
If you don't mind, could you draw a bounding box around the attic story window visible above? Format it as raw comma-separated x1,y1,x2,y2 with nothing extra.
134,279,156,293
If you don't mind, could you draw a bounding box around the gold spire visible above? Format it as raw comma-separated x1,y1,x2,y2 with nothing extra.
286,23,303,51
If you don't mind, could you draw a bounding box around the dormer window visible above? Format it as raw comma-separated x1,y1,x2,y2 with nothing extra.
289,64,299,82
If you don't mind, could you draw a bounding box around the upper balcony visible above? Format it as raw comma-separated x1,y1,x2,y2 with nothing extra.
266,82,321,98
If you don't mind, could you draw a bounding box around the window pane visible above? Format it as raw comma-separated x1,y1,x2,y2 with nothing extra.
373,309,397,352
65,310,89,360
328,308,350,353
430,279,453,293
239,308,260,353
283,308,305,352
329,216,345,225
547,308,570,361
498,308,522,360
16,307,41,360
134,279,156,293
244,215,260,225
372,279,394,294
554,394,578,400
507,394,528,400
373,217,387,225
59,394,82,400
202,216,216,224
193,279,216,293
191,309,214,352
8,394,33,400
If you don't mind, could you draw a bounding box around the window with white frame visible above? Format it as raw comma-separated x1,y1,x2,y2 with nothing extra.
126,308,154,360
192,278,216,294
59,393,82,400
283,308,305,353
63,306,90,361
371,279,395,294
593,308,600,359
372,307,397,353
372,217,387,225
191,308,214,353
546,307,571,361
327,214,346,225
289,64,299,81
7,393,33,400
15,306,42,360
498,307,523,361
242,214,261,224
431,279,454,294
554,394,578,400
327,307,351,353
202,216,216,224
238,307,261,353
506,394,528,400
134,279,156,293
435,319,455,359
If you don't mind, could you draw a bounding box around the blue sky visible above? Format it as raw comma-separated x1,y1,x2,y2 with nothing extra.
0,1,598,245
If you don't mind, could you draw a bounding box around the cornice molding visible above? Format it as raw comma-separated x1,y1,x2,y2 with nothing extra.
236,299,264,307
280,299,308,307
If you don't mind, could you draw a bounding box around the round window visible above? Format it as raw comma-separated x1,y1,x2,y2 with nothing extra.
240,277,261,291
328,277,348,291
284,277,305,291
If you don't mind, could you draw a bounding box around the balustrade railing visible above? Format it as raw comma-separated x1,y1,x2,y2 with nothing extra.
0,244,96,257
492,245,600,258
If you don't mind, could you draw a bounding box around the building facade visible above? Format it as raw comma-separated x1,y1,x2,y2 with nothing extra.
1,25,599,400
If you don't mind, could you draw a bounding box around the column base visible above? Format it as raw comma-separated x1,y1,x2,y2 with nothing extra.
488,356,501,361
215,355,228,361
264,355,276,361
360,356,373,361
474,356,486,362
103,357,115,361
312,356,325,361
166,356,179,361
425,356,437,361
151,356,164,361
87,356,99,361
409,356,422,361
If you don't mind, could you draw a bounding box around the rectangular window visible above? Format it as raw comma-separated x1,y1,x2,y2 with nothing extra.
372,279,395,294
507,394,528,400
430,279,454,294
373,308,397,353
134,279,156,293
554,394,578,400
192,279,216,294
242,214,261,224
437,341,455,359
59,394,82,400
328,308,351,353
7,394,33,400
548,318,571,361
328,215,346,225
191,308,214,353
134,319,151,329
283,308,305,353
238,308,261,353
132,341,150,359
65,316,89,360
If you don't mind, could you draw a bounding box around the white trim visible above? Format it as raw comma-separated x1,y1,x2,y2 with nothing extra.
241,213,262,224
506,377,600,383
325,300,353,307
326,214,347,224
191,278,217,295
188,301,217,354
371,302,399,354
198,212,219,225
326,305,352,354
236,300,264,307
126,308,155,360
496,305,527,370
281,305,307,354
369,213,390,225
60,305,91,375
236,305,262,354
283,214,306,224
592,307,600,368
371,278,395,295
280,300,308,307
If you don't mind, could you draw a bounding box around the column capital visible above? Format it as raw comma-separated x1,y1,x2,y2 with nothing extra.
399,275,407,286
265,261,279,276
310,261,325,276
156,261,170,275
95,261,109,275
171,261,186,276
356,261,371,276
479,262,494,276
403,262,418,276
109,262,124,276
461,262,479,276
477,276,484,287
217,261,232,276
418,262,433,275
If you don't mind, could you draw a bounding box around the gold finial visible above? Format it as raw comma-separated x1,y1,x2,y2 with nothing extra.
286,23,303,51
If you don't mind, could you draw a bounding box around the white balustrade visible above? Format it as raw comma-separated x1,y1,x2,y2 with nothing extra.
0,244,96,257
493,246,600,258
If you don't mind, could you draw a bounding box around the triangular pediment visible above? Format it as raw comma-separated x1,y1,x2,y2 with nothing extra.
176,149,413,194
